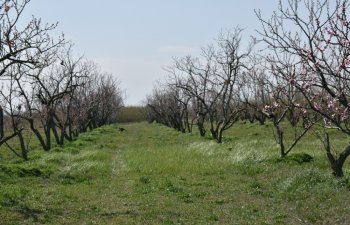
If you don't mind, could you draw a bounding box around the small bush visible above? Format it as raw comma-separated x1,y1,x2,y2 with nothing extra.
289,153,313,164
58,174,91,185
275,153,314,164
139,176,151,184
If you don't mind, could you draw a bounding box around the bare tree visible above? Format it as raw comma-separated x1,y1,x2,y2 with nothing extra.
170,55,211,136
0,0,124,158
0,0,65,153
146,84,184,131
239,56,270,125
0,0,64,74
205,29,251,143
54,51,84,142
168,29,251,143
96,74,124,126
71,65,124,134
0,73,27,159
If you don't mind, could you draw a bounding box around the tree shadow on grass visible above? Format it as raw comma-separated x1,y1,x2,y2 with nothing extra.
15,205,42,222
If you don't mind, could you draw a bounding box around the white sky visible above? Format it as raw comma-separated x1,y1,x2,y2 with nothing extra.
23,0,275,105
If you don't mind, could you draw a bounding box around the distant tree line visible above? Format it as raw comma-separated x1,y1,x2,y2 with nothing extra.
0,0,124,159
146,0,350,177
116,106,147,123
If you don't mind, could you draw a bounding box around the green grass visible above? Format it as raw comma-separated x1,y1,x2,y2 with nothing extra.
1,122,350,224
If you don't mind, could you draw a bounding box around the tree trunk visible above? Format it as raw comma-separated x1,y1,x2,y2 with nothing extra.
255,113,266,125
210,128,218,140
275,123,286,158
184,110,191,133
324,134,350,177
52,122,61,146
331,161,344,177
197,115,206,137
17,132,28,161
73,128,79,137
30,122,48,151
66,99,73,141
45,125,51,151
248,114,255,123
217,129,223,143
67,119,73,141
0,106,3,140
59,126,65,145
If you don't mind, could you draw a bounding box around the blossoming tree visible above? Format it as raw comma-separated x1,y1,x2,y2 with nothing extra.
257,0,350,176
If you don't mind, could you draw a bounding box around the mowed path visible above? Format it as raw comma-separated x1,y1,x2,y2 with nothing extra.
47,122,298,225
43,122,254,225
95,122,246,225
2,122,350,224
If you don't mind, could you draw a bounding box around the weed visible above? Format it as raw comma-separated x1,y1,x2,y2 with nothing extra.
247,180,263,195
207,214,219,221
214,199,225,205
139,176,151,184
179,192,193,203
165,180,183,193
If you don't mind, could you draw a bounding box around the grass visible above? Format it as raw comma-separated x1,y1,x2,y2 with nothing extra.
0,121,350,224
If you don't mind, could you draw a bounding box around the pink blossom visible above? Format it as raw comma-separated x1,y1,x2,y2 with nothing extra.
341,108,349,121
316,46,324,53
314,103,321,111
289,78,296,86
327,98,338,109
4,5,10,12
303,83,310,91
327,28,336,36
264,105,271,110
341,19,348,27
344,57,350,66
272,101,280,108
307,49,313,60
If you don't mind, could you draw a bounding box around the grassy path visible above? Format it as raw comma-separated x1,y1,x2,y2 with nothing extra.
1,122,350,224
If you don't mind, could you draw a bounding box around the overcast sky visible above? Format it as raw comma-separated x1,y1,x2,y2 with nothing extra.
23,0,276,105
